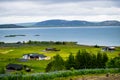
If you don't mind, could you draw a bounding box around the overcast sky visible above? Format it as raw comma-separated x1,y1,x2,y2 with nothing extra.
0,0,120,24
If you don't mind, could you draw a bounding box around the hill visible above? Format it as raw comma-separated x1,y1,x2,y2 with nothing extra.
0,20,120,28
16,22,36,27
0,24,25,28
33,20,120,27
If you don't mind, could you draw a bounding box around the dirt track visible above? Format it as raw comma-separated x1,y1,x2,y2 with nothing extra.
74,74,120,80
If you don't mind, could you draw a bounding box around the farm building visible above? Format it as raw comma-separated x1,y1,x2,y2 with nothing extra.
6,64,23,71
45,48,60,51
6,64,31,72
102,46,115,51
22,53,50,60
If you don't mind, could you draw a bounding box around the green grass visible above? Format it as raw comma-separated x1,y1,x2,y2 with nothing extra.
0,43,120,72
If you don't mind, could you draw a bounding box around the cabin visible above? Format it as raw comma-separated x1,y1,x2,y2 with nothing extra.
45,48,60,51
102,46,115,52
6,64,31,72
6,64,23,71
22,53,50,60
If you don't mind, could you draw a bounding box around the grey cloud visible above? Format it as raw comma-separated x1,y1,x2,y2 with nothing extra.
0,0,119,21
0,0,120,7
0,0,119,3
0,0,120,24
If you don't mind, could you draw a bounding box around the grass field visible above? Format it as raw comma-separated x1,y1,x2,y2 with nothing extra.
0,43,120,72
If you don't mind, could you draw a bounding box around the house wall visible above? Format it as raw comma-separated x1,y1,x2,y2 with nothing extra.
39,57,45,60
23,55,50,60
38,57,50,60
23,55,29,59
102,47,115,52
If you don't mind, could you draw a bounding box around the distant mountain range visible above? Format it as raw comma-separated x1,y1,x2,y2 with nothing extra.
33,20,120,27
0,24,25,28
0,20,120,28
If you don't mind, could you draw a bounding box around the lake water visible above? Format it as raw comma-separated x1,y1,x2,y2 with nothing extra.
0,26,120,46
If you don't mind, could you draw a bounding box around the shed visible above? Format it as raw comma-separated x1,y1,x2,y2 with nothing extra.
23,53,49,60
102,46,115,51
6,64,23,71
45,48,60,51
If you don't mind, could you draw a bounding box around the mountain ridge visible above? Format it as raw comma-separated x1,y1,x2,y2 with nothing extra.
0,20,120,28
34,19,120,27
0,24,25,28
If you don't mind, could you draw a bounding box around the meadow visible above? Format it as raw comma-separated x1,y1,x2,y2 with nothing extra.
0,42,120,73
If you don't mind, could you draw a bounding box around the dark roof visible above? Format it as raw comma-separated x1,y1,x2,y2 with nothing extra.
29,53,40,57
45,48,60,51
39,54,46,58
46,48,55,49
24,53,47,58
6,64,23,70
103,46,115,49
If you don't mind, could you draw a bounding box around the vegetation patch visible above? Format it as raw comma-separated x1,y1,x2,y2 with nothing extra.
0,41,120,79
0,50,13,54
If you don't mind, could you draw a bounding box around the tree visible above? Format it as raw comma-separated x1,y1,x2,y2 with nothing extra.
27,40,32,44
115,59,120,68
91,54,97,68
0,67,5,74
75,50,93,69
75,50,82,69
107,56,120,68
81,50,92,69
45,61,53,72
102,53,108,68
0,42,4,45
96,52,103,68
45,54,65,72
94,44,100,48
66,53,75,70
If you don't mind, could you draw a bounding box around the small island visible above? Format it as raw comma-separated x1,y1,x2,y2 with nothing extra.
4,35,26,37
34,34,40,36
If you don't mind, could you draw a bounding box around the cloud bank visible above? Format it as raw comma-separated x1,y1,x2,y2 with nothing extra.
0,0,120,24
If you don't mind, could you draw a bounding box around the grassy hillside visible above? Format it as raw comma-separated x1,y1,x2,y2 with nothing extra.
0,43,120,72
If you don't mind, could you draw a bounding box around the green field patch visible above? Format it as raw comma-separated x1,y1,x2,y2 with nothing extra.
0,43,120,73
0,49,14,54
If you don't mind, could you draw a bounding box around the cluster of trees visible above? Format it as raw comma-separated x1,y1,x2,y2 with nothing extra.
0,42,5,44
0,41,77,45
46,50,109,72
1,41,77,45
26,40,77,45
107,55,120,68
0,67,5,74
46,54,66,72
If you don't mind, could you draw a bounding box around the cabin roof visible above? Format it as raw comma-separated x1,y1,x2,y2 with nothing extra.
46,48,55,49
23,53,46,58
6,64,23,70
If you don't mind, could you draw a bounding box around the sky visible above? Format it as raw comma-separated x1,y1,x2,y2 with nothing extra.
0,0,120,24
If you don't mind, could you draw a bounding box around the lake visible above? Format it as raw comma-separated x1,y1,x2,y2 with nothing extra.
0,26,120,46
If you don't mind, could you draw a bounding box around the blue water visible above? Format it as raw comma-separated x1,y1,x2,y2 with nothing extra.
0,26,120,46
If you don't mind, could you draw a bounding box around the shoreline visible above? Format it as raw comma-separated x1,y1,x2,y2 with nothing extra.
0,41,119,47
0,26,120,30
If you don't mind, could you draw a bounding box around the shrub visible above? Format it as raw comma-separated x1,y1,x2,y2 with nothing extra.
0,67,5,74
